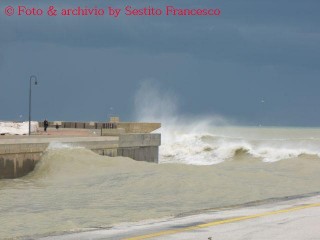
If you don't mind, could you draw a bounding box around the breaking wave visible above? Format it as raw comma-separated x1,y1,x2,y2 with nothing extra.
160,130,320,165
133,80,320,165
28,147,136,182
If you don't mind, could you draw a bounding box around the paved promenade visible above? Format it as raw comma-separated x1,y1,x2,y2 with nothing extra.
0,128,119,144
0,128,99,138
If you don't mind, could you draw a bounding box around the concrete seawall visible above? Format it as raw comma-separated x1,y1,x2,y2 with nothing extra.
0,133,161,179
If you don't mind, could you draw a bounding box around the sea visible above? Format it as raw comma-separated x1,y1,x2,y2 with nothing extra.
1,126,320,239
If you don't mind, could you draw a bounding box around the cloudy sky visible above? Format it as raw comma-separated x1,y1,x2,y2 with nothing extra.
0,0,319,126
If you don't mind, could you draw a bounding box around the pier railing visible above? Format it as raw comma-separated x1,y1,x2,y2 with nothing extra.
38,121,161,134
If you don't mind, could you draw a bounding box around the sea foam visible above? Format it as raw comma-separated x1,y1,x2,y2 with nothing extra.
133,80,320,165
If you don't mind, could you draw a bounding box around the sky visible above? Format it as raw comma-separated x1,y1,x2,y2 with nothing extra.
0,0,320,126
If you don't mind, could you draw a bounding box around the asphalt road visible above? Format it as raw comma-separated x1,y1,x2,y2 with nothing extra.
41,193,320,240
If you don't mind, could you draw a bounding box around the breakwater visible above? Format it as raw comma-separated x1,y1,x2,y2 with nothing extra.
0,133,161,179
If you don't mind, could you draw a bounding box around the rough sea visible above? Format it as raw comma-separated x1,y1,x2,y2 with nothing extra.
1,126,320,239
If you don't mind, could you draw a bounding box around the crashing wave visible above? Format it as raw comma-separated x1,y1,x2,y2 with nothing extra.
160,131,320,165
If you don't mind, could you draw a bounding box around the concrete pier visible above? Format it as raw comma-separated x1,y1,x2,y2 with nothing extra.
0,133,161,179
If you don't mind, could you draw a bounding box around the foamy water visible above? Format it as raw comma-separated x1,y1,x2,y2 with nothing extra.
1,126,320,239
160,126,320,164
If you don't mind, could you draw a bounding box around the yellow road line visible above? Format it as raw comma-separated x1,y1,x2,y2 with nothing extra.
123,202,320,240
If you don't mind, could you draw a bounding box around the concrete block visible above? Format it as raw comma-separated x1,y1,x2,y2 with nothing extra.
75,122,85,128
117,122,161,133
116,146,159,163
0,158,14,179
0,153,40,179
103,149,117,157
119,134,161,147
85,122,95,129
101,128,126,136
70,122,76,128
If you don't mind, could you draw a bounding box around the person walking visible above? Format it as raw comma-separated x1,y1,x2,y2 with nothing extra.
44,119,49,132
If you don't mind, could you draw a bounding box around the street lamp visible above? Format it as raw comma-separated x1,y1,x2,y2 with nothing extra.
29,75,38,135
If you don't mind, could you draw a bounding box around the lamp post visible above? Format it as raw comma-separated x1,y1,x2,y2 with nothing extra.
29,75,38,135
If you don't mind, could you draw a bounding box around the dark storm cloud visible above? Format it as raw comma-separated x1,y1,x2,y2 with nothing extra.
1,0,319,69
1,0,320,125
